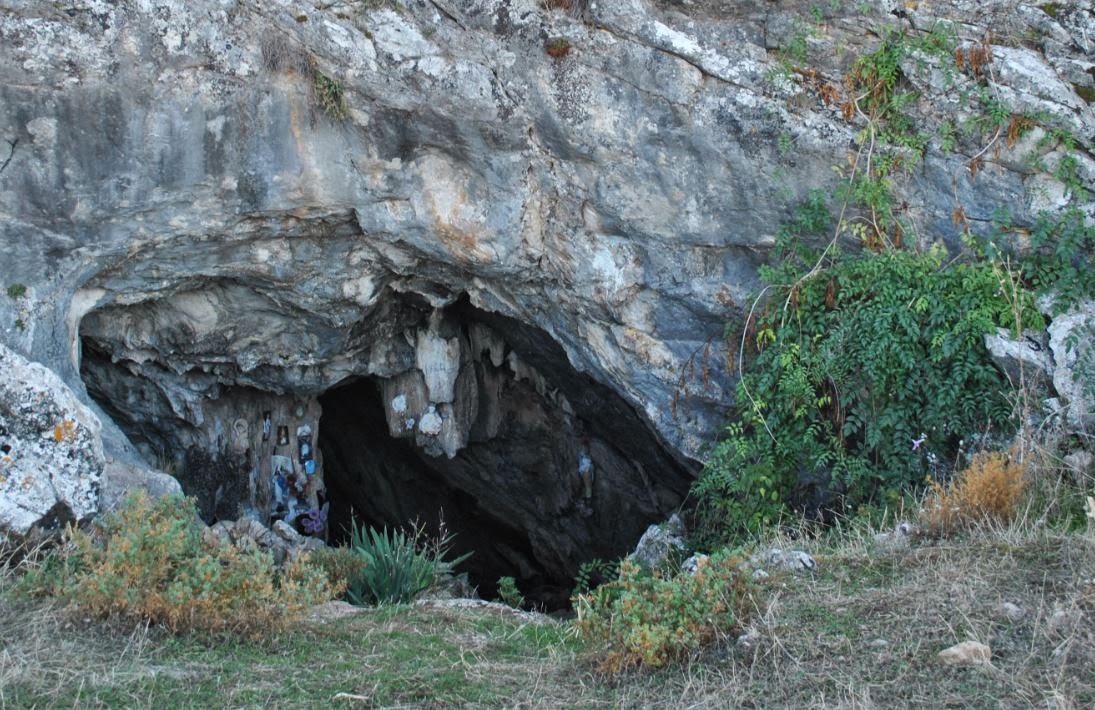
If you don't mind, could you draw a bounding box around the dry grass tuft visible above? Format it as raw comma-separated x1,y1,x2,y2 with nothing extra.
921,451,1027,535
259,30,311,75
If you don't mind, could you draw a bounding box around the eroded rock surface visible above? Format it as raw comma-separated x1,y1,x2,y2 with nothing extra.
1047,301,1095,432
0,344,101,542
2,0,1089,456
0,0,1092,585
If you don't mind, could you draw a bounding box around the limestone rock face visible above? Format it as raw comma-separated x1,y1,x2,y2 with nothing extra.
984,328,1054,390
1047,301,1095,432
0,0,1092,588
1,0,1090,464
99,458,184,514
0,344,102,541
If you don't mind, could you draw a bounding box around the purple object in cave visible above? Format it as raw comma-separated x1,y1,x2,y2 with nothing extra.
301,503,328,535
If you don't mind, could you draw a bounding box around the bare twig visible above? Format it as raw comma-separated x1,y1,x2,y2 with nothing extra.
738,285,777,443
0,139,17,175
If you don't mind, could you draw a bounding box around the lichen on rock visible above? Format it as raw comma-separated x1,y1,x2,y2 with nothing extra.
0,344,102,542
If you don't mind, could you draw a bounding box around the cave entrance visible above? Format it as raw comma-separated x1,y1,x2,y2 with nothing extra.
78,287,695,609
318,376,547,604
317,296,697,608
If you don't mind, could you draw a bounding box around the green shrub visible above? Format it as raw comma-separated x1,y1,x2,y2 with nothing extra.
21,493,338,636
693,202,1040,547
496,576,525,609
308,545,368,594
6,283,26,299
981,206,1093,314
1025,208,1092,308
573,552,755,672
345,520,470,606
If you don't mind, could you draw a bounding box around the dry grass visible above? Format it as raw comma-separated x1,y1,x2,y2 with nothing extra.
603,520,1095,708
2,510,1092,707
922,451,1028,535
259,30,311,75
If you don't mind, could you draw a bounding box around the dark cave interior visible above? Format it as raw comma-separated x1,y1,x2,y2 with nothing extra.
79,290,697,608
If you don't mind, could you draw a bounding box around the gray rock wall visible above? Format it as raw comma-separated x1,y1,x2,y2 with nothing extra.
0,343,101,541
0,0,1091,472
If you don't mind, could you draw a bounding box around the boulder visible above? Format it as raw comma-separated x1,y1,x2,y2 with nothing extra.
273,519,304,545
628,514,686,570
1063,450,1093,487
996,602,1025,623
98,457,183,513
983,328,1053,389
736,628,763,650
0,345,102,542
1046,301,1095,432
1047,608,1082,638
221,515,325,562
751,548,818,573
873,521,920,551
681,553,709,574
202,524,231,549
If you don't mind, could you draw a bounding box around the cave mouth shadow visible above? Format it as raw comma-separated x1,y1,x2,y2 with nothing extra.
318,376,555,605
317,294,698,610
77,287,697,611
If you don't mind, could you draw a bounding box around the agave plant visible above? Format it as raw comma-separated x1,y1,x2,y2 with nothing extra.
344,520,471,606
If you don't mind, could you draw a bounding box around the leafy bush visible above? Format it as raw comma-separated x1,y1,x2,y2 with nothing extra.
496,576,525,609
345,520,470,606
921,451,1027,535
691,421,786,548
308,545,367,594
988,206,1094,409
573,552,756,673
1020,207,1093,312
22,493,337,636
692,200,1040,547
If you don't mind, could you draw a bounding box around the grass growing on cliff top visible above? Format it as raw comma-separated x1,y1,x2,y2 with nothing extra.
3,510,1092,708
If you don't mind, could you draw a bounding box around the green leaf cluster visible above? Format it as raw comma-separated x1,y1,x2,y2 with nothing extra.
572,557,621,596
693,203,1040,548
1022,208,1094,313
495,575,525,609
313,71,347,121
345,520,470,606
